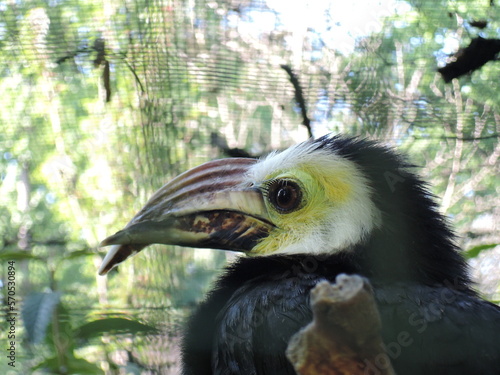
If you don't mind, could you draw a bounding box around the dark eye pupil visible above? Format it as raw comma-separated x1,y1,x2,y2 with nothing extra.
277,187,293,207
269,180,302,213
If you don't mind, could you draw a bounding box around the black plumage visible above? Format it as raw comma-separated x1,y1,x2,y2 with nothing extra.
181,136,500,375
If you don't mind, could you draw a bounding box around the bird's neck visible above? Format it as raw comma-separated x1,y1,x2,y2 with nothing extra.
356,214,473,292
221,253,359,287
221,243,473,298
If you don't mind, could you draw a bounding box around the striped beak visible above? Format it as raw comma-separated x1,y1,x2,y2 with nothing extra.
98,158,274,275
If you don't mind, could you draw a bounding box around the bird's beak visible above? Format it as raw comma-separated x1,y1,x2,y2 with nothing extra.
98,158,274,275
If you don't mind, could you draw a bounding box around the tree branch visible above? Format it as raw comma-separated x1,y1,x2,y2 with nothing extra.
280,64,313,138
438,37,500,82
287,275,395,375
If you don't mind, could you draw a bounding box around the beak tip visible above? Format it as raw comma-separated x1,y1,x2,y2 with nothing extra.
98,243,123,276
98,242,144,276
98,255,113,276
98,255,114,275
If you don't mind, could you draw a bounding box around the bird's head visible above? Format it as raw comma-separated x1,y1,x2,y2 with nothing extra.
241,139,381,256
98,135,469,288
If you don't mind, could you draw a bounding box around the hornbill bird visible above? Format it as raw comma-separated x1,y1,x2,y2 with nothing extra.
98,135,500,375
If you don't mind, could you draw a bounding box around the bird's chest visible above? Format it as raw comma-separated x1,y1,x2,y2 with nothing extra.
211,274,323,374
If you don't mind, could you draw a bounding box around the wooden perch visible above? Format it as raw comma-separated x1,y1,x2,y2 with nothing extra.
286,274,396,375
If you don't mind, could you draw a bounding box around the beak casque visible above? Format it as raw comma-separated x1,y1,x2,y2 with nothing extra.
98,158,274,275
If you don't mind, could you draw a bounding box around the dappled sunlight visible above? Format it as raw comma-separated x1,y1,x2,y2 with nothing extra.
0,0,498,373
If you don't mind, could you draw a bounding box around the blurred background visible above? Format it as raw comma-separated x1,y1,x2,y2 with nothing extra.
0,0,499,373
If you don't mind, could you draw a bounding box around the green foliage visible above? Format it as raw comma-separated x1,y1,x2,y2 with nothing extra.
22,292,62,345
32,356,104,375
464,244,498,259
0,251,43,262
1,0,498,371
19,265,158,373
75,318,158,340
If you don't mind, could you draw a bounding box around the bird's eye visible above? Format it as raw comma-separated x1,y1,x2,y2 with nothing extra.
268,179,303,213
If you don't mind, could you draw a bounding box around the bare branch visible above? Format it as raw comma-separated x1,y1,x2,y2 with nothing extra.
280,64,313,138
287,275,395,375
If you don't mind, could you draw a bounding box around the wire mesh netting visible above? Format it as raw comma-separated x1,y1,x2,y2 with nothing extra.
0,0,499,373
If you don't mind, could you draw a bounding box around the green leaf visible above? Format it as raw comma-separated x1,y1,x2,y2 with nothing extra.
62,249,96,260
464,244,498,259
0,250,43,261
66,356,105,374
32,355,104,374
22,292,61,344
75,318,158,340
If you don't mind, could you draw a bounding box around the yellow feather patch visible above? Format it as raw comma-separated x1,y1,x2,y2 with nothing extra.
246,140,378,256
251,166,353,255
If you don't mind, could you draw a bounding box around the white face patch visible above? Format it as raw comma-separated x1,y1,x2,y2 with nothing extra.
245,139,382,255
